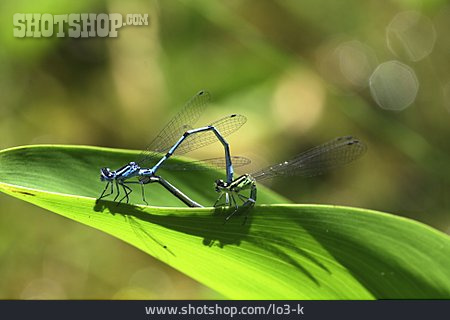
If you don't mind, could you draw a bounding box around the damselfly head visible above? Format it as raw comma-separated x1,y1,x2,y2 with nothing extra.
214,179,228,192
100,167,115,181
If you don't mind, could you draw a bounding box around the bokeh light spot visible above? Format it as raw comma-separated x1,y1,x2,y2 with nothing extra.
369,60,419,111
316,38,377,90
386,11,436,62
337,40,377,88
272,69,325,136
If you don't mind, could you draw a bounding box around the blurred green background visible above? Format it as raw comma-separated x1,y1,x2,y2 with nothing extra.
1,0,449,299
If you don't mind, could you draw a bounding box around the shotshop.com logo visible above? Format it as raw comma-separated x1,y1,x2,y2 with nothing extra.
13,13,149,38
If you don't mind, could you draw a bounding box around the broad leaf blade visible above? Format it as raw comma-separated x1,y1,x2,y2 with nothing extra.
1,145,450,299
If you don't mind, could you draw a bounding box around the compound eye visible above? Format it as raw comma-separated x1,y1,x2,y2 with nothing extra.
100,168,107,180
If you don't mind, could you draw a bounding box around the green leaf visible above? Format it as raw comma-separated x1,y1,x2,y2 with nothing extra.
1,145,450,299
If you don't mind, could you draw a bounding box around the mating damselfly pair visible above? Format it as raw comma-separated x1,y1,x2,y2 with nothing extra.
98,90,366,220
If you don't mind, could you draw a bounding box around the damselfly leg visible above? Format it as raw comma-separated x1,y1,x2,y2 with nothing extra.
117,182,134,205
113,181,120,202
99,181,114,200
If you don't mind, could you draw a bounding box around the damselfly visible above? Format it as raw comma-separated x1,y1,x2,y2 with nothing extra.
99,90,247,206
214,136,367,222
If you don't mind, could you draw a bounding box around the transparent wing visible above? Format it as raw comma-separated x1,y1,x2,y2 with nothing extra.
162,156,251,171
251,136,366,181
173,114,247,155
137,90,210,166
